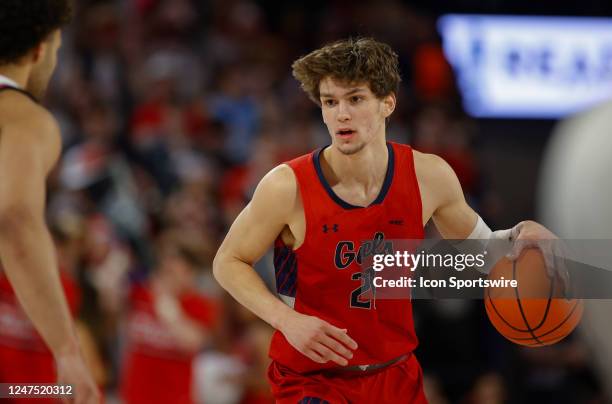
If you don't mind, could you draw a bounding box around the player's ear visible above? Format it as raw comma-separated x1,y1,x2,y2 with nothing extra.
30,43,45,64
31,31,58,65
382,93,396,118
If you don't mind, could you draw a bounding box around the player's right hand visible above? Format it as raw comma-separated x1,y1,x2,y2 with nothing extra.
506,220,570,294
278,311,358,366
55,350,101,404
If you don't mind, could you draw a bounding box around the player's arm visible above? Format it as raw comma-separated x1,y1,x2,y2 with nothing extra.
415,151,478,238
213,165,357,365
0,103,99,402
0,106,80,355
415,151,567,282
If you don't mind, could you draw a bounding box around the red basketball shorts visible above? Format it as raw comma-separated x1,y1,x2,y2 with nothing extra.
267,353,428,404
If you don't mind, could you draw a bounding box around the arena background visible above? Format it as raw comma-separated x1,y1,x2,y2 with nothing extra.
4,0,611,403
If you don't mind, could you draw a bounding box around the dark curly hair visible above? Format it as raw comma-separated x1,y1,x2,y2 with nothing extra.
292,37,401,105
0,0,72,65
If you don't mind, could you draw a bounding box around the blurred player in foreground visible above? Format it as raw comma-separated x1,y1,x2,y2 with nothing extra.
539,101,612,401
214,38,564,403
0,1,99,402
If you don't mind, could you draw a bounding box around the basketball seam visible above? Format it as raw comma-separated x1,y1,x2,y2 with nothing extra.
513,259,546,346
515,256,557,332
506,300,581,341
486,284,533,333
485,261,551,333
510,333,568,346
485,255,581,346
529,264,556,332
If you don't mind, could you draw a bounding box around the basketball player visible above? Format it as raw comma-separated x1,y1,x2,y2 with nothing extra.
213,38,565,403
0,1,99,402
539,100,612,400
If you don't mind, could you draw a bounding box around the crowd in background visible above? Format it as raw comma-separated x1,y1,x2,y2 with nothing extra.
0,0,608,403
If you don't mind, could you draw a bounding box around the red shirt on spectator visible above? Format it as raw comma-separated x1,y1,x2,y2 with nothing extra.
121,284,217,404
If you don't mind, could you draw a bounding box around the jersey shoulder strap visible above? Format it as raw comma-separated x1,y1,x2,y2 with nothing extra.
0,85,38,103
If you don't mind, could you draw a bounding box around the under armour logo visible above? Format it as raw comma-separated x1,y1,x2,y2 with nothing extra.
323,224,339,233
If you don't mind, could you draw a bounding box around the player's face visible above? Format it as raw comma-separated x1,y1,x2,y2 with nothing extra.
319,76,395,155
27,29,62,99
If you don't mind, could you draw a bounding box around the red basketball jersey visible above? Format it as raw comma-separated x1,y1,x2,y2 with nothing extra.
269,142,424,373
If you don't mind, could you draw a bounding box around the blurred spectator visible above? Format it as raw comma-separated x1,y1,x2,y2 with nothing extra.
120,242,219,404
464,372,507,404
209,64,261,165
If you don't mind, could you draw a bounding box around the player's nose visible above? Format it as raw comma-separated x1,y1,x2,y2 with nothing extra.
336,101,351,122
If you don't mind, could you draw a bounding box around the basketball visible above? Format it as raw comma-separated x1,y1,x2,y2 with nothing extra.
484,248,583,347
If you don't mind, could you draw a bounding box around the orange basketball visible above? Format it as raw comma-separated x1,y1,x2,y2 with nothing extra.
484,248,583,347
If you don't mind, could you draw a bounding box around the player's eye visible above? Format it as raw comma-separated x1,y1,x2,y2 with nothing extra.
350,96,362,103
323,99,336,107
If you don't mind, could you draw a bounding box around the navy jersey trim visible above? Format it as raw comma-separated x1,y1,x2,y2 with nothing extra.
313,142,395,210
298,397,330,404
274,244,298,297
0,85,38,103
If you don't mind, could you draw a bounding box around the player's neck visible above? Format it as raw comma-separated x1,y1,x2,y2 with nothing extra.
0,65,30,89
324,138,388,187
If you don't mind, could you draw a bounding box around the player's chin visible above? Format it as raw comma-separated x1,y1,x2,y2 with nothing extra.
336,141,365,156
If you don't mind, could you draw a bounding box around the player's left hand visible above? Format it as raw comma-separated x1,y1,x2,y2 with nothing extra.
506,220,570,293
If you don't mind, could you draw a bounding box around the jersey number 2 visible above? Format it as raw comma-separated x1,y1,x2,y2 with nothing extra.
350,270,375,309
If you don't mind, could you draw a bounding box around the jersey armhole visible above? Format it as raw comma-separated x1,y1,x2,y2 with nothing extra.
405,146,425,232
285,158,312,253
